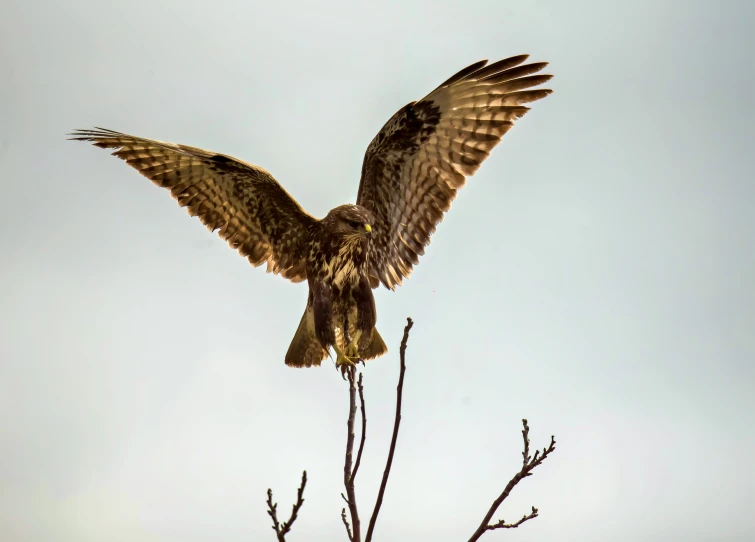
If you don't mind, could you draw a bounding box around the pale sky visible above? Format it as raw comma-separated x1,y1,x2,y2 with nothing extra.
1,1,754,541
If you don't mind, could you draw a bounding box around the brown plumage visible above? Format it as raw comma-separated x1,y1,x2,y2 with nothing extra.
69,54,552,369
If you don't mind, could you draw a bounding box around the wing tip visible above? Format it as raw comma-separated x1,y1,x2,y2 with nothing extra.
67,127,121,142
439,59,489,87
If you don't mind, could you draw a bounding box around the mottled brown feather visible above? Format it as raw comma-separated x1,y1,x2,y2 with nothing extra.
356,55,553,290
286,304,329,367
69,128,316,282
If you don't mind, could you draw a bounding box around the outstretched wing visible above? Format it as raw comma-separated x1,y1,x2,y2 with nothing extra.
356,55,553,290
70,128,316,282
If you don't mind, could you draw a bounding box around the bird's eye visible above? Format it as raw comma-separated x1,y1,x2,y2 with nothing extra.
347,220,360,229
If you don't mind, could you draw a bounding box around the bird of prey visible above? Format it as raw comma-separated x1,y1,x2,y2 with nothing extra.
70,54,552,371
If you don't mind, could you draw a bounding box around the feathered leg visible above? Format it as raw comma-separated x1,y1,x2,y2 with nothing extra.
313,281,358,370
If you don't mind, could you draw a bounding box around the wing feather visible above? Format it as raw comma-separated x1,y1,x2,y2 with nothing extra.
356,55,553,289
70,128,316,282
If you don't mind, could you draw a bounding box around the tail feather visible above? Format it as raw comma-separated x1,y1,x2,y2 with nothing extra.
285,305,328,368
360,328,388,360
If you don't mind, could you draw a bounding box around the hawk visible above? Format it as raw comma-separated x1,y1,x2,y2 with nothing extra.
70,54,553,370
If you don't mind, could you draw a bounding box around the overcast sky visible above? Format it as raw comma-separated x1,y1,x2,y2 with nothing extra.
1,1,754,541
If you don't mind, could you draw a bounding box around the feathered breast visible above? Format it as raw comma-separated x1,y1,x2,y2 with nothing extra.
311,233,369,291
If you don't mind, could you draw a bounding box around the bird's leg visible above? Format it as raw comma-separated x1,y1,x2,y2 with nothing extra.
333,343,359,370
337,314,361,374
345,329,362,359
345,342,360,358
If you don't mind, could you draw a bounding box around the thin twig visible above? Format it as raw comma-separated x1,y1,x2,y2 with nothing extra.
484,506,539,532
266,470,308,542
467,419,557,542
350,372,367,485
266,489,281,539
343,367,361,541
341,507,354,540
365,317,413,542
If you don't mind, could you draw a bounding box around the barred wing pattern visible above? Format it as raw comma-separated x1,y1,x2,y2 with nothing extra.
70,128,316,282
357,55,553,290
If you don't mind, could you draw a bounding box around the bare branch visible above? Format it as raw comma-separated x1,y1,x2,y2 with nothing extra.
267,470,307,542
467,419,557,542
268,318,555,541
266,489,281,538
341,507,354,540
350,372,367,485
485,506,539,532
343,367,361,541
365,317,413,542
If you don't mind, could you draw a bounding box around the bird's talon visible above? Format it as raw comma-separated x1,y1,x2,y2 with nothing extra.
336,354,357,368
334,345,359,376
345,342,360,359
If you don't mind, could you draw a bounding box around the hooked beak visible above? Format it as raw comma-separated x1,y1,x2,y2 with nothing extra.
364,224,372,235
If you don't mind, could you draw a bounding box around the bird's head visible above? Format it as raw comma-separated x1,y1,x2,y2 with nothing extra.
324,204,374,240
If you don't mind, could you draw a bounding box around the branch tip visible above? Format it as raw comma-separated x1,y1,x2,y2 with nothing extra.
467,420,557,542
266,470,307,541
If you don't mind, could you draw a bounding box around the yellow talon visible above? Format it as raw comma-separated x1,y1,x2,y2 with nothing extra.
345,342,360,359
334,344,359,371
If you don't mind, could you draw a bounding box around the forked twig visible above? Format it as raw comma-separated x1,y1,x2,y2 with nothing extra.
266,470,307,542
365,317,413,542
467,419,557,541
268,317,554,541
